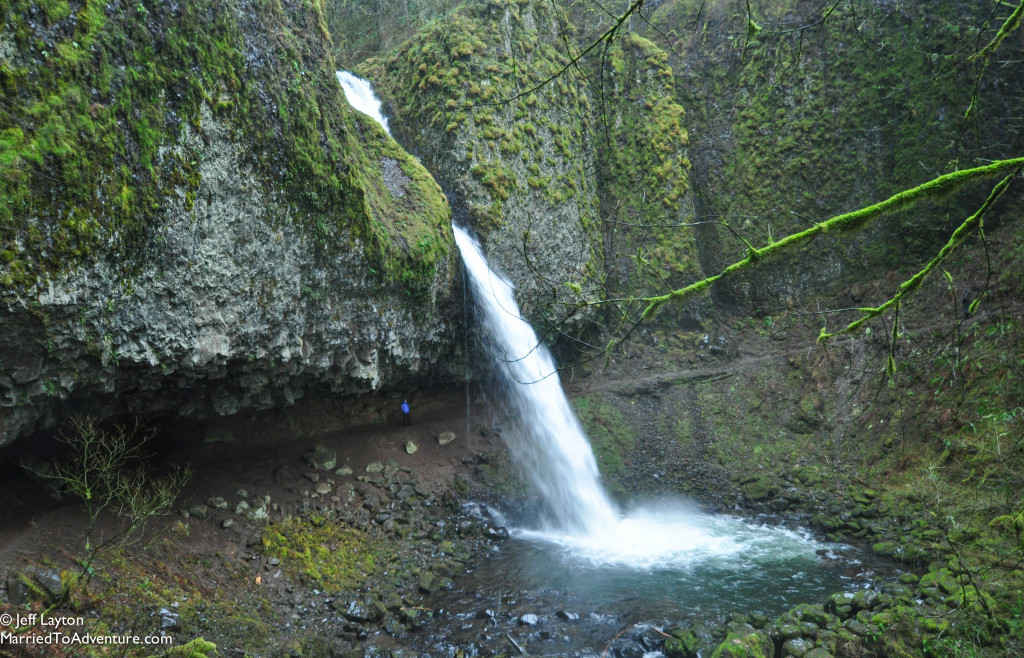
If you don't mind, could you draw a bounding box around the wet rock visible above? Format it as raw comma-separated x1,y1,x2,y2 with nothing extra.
399,607,421,628
303,471,320,483
418,571,443,594
159,607,181,632
842,618,874,637
790,465,820,487
366,461,385,473
235,500,250,515
476,609,496,621
815,629,839,654
772,623,802,641
919,569,959,597
610,639,644,658
21,566,63,601
781,637,814,657
337,599,383,623
519,613,539,626
221,519,234,529
825,592,855,620
711,625,772,657
664,628,699,658
396,484,415,502
556,610,580,621
871,541,898,557
799,622,819,639
742,478,773,502
850,588,880,612
853,489,877,504
637,626,667,651
335,465,354,476
6,573,29,605
487,526,510,539
314,481,332,495
304,444,337,470
207,496,228,509
404,441,418,455
803,649,836,658
247,506,269,522
235,488,248,498
437,431,457,446
188,504,209,520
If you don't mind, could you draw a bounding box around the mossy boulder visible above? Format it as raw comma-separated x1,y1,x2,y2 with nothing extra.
164,638,219,658
711,625,773,658
742,477,773,502
664,628,700,658
919,569,960,598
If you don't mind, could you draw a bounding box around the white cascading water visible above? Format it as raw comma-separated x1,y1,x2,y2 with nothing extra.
336,71,826,567
453,227,619,535
336,71,391,136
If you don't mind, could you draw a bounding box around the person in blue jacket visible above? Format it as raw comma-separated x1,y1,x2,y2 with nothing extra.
401,399,411,425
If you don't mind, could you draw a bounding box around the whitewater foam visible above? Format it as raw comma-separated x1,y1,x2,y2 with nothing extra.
336,71,391,136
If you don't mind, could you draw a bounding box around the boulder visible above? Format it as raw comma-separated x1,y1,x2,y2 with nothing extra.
742,478,773,502
304,445,337,471
711,626,772,658
664,628,700,658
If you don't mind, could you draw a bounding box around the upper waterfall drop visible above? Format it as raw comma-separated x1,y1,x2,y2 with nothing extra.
336,71,391,136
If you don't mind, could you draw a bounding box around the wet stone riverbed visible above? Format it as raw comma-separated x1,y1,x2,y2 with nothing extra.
364,502,899,657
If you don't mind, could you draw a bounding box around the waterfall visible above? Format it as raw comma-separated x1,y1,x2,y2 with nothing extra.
337,71,618,537
453,227,619,535
336,71,391,136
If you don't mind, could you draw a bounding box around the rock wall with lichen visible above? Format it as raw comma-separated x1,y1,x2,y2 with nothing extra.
332,0,1022,326
652,0,1024,310
357,0,603,334
0,0,459,445
596,33,704,327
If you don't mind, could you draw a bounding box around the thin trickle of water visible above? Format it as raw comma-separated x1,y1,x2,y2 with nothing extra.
336,71,391,136
454,227,620,535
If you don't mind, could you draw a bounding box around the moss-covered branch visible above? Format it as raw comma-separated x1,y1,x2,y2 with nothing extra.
971,0,1024,64
817,168,1018,341
635,157,1024,322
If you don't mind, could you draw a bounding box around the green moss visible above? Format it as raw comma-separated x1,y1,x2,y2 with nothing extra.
261,516,385,590
596,35,699,299
0,0,449,294
164,638,219,658
470,161,518,201
666,0,1018,288
574,396,634,487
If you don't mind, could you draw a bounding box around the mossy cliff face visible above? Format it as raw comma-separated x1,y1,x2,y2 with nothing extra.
357,0,602,331
597,33,703,325
0,0,458,445
651,0,1024,309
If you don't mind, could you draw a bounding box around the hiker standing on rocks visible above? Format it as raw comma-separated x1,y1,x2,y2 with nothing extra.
401,399,411,425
